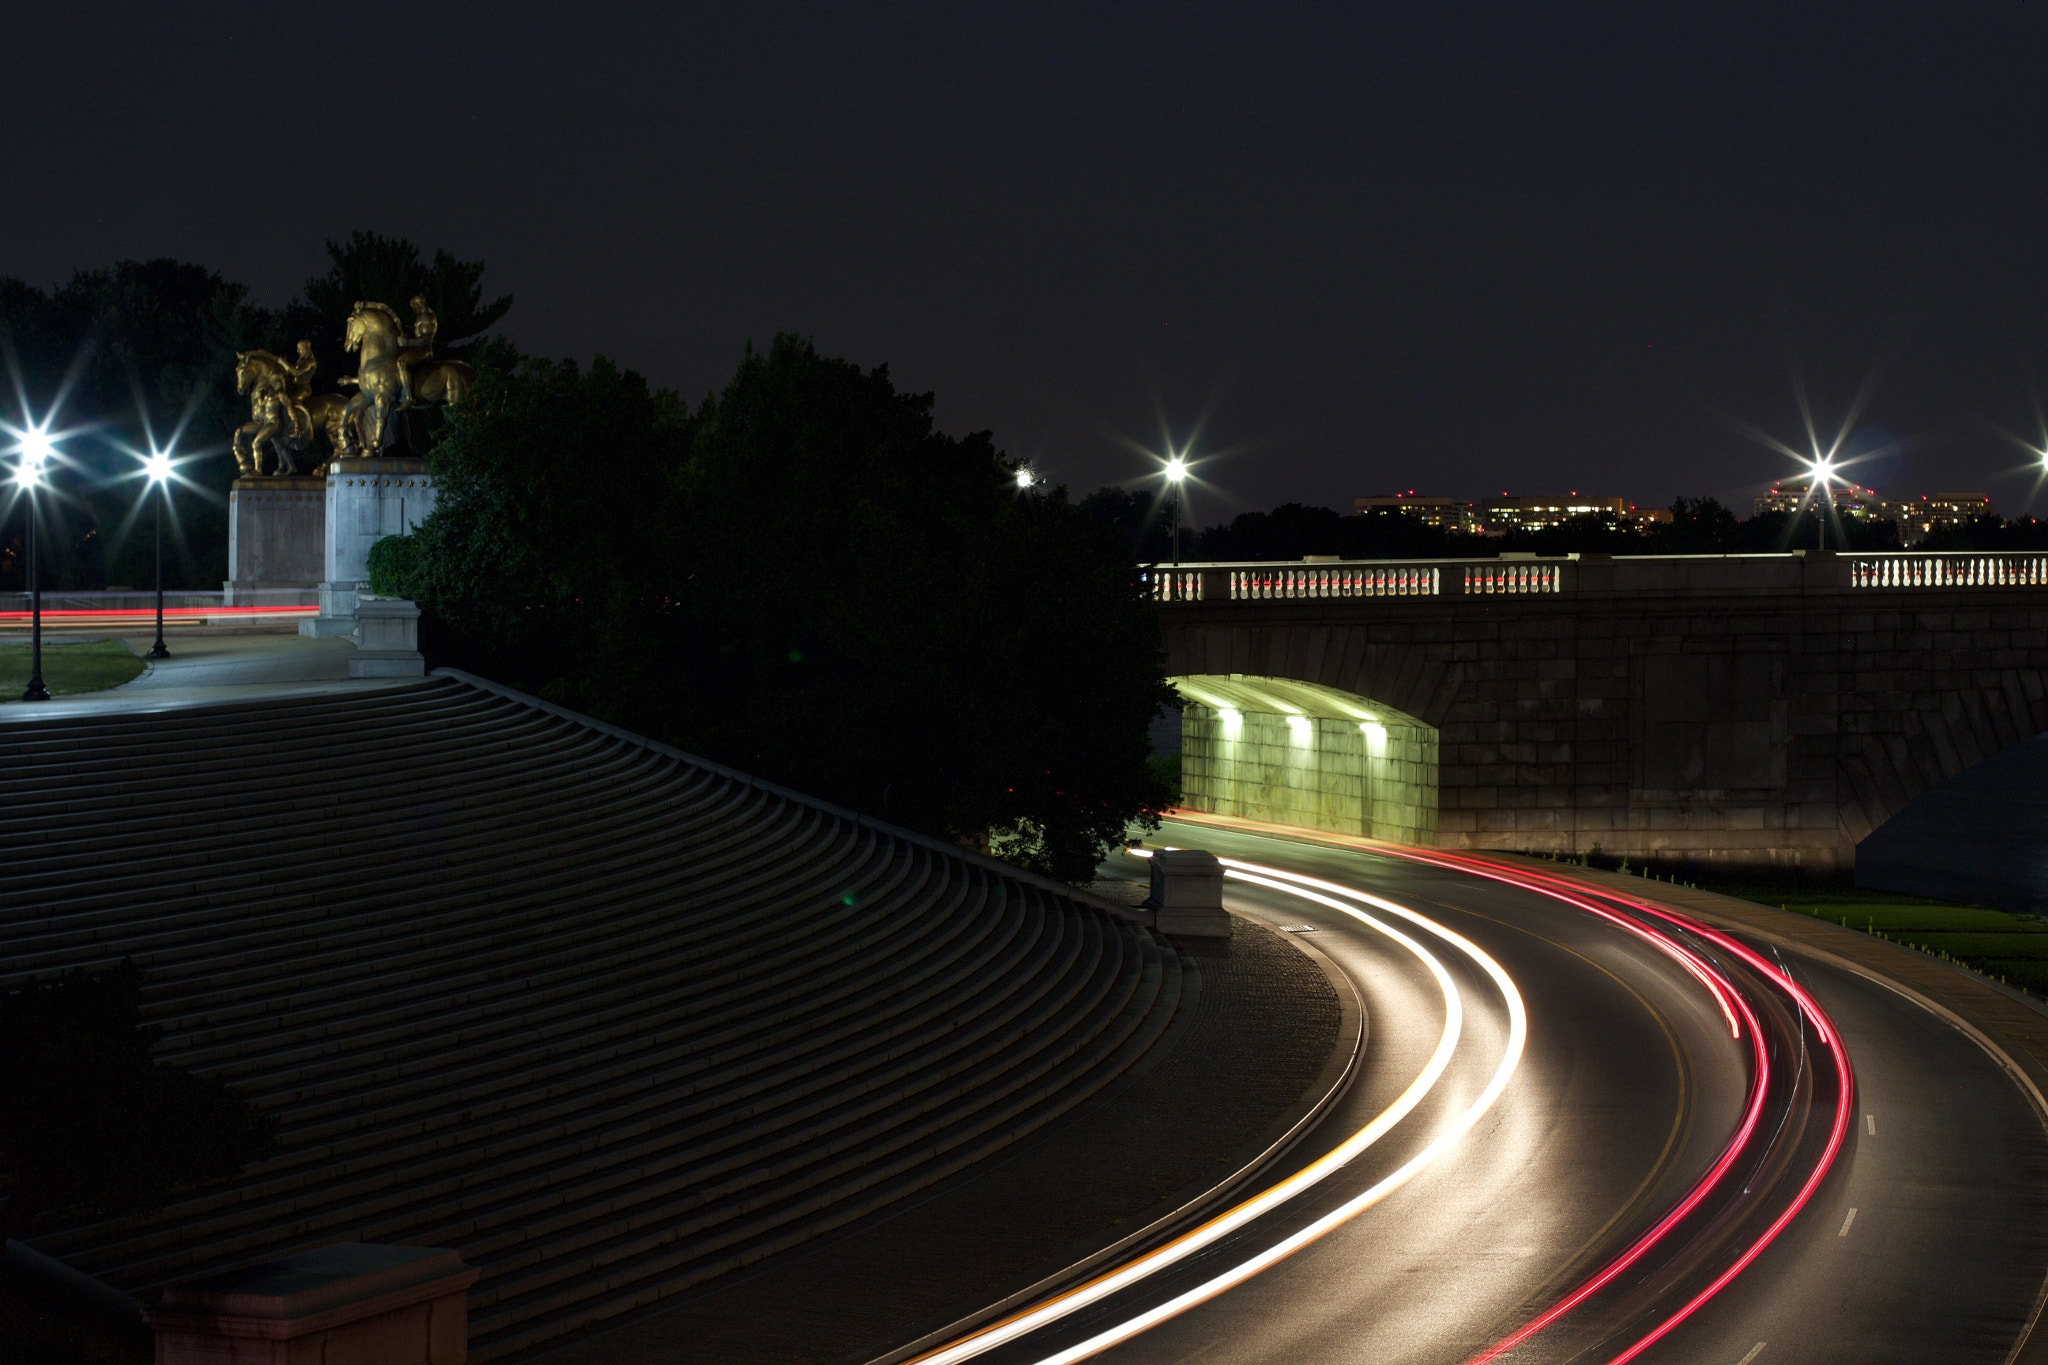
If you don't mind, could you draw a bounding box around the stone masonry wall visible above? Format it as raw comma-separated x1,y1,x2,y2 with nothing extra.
1162,557,2048,874
1180,707,1438,843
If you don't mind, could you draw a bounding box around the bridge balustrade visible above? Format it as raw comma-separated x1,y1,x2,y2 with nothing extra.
1462,561,1562,594
1147,551,2048,602
1846,554,2048,589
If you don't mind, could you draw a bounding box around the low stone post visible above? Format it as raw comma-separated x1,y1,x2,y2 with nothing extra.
350,596,426,678
1149,849,1232,938
142,1243,476,1365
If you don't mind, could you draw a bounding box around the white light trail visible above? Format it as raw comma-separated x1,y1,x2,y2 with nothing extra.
908,860,1527,1365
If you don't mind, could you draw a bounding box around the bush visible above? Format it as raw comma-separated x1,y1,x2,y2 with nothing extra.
366,533,428,598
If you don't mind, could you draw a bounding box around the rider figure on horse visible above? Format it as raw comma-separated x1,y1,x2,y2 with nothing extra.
279,340,317,445
395,295,437,408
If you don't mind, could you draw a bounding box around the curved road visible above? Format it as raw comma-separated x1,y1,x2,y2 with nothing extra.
921,819,2048,1365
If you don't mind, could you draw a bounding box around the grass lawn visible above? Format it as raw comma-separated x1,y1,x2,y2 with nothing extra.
0,640,145,701
1690,875,2048,996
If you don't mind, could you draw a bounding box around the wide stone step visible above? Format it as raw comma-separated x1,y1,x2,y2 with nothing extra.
7,675,1184,1360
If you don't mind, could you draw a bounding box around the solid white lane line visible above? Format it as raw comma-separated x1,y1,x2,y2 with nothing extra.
1737,1343,1767,1365
1866,1113,1876,1136
1838,1208,1858,1237
908,874,1470,1365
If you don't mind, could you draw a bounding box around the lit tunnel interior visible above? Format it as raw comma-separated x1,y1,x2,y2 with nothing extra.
1167,675,1439,844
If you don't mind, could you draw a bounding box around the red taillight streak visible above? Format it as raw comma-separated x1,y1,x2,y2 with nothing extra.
0,606,314,621
1602,1021,1853,1364
1161,812,1855,1360
1426,859,1768,1364
1377,846,1853,1365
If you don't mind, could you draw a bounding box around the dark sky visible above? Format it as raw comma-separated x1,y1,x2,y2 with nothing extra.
10,4,2048,522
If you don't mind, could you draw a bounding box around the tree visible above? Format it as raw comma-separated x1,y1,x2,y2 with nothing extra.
384,355,691,695
0,960,276,1237
670,337,1175,876
396,335,1175,881
288,231,515,377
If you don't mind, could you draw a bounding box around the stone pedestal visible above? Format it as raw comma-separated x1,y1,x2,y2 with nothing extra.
302,459,438,639
1149,848,1232,938
352,596,426,678
141,1243,476,1365
225,477,325,606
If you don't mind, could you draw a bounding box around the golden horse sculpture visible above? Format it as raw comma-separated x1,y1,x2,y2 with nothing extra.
233,348,353,476
339,300,474,457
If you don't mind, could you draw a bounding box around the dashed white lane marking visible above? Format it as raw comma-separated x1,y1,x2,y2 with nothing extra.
1866,1112,1877,1136
1737,1343,1767,1365
1838,1207,1859,1236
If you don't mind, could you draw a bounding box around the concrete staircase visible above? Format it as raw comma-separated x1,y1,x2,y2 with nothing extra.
0,674,1186,1361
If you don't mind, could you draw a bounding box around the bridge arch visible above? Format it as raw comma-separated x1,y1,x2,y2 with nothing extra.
1169,675,1438,844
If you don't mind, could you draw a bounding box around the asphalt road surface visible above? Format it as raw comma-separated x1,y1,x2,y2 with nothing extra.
938,820,2048,1365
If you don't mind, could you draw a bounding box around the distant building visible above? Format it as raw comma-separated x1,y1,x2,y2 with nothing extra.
1753,477,1992,545
1354,492,1478,533
1754,476,1893,523
1355,491,1668,536
1896,493,1994,543
1475,494,1667,534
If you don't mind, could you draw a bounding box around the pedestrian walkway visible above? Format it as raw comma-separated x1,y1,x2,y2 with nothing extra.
0,629,389,718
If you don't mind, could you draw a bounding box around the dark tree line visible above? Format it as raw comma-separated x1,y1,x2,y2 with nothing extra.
1077,491,1933,563
0,234,513,592
375,336,1178,883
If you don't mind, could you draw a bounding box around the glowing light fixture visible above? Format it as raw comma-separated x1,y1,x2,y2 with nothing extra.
142,446,174,660
17,427,51,487
1164,455,1187,483
14,424,55,700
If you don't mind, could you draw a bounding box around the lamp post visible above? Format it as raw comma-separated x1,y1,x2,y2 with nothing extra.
17,428,52,702
1165,454,1188,566
1810,458,1836,551
144,448,173,659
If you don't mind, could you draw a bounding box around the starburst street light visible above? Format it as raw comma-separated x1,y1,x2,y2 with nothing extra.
1014,466,1036,491
14,425,55,701
1803,454,1839,551
1164,453,1189,566
143,446,175,660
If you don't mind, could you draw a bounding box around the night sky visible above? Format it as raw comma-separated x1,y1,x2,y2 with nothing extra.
10,4,2048,523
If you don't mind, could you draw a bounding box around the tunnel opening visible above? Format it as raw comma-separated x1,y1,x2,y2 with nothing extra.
1167,674,1438,844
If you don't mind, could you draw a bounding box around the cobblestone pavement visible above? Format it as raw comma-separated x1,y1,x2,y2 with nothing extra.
528,904,1344,1365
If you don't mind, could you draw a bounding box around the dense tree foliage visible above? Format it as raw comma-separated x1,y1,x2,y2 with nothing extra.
0,960,276,1237
384,336,1176,881
0,236,511,590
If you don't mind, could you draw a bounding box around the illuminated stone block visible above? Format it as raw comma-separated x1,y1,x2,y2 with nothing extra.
142,1243,476,1365
1150,848,1230,938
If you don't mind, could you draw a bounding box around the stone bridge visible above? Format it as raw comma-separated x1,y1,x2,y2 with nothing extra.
1153,550,2048,876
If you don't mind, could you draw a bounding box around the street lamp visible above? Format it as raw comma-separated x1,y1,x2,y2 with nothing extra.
16,427,52,701
1808,457,1837,551
1164,454,1188,566
1014,466,1036,491
144,447,173,659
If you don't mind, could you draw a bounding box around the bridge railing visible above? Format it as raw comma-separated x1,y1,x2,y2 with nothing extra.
1844,553,2048,589
1147,550,2048,602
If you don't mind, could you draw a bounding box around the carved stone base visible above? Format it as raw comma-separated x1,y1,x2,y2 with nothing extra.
225,476,326,606
351,596,426,678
